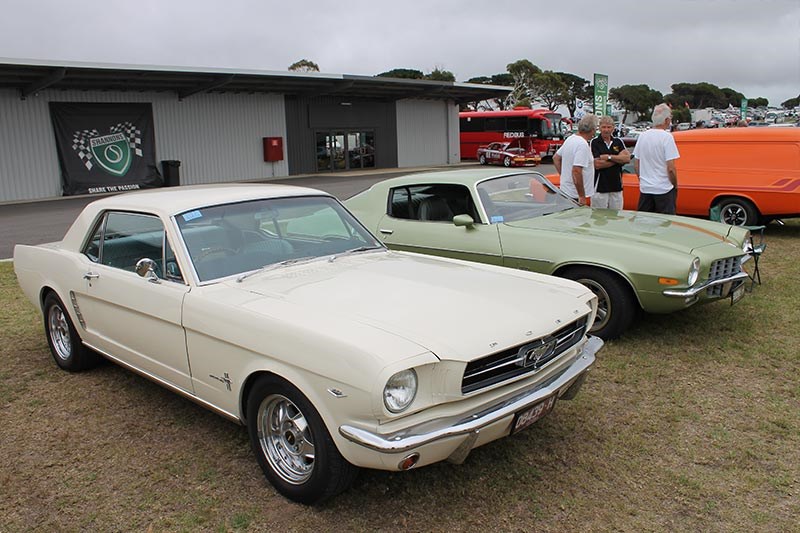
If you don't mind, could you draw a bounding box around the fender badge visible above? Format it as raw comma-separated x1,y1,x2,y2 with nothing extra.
209,372,232,391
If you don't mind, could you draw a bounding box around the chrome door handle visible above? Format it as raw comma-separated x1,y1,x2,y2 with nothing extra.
83,272,100,280
379,229,394,235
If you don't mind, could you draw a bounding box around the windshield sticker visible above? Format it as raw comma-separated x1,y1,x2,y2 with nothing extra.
182,210,203,222
490,215,505,224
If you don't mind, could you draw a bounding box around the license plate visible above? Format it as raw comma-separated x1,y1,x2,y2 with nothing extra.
512,395,556,434
731,283,745,305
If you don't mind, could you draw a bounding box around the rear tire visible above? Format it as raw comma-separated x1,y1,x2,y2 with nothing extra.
479,154,487,165
43,292,100,372
717,198,759,226
561,267,637,340
246,375,358,504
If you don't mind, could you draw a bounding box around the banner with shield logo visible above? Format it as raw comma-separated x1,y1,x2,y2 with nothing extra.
50,102,162,195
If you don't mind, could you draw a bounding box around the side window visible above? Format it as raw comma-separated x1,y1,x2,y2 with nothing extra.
99,212,165,274
389,187,413,220
389,185,477,223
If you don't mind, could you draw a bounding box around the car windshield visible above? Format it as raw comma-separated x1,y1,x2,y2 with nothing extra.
476,173,577,223
176,195,383,283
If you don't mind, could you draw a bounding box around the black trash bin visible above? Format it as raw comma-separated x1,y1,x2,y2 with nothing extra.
161,160,181,187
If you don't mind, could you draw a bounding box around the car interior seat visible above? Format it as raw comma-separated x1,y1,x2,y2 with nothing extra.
418,197,454,222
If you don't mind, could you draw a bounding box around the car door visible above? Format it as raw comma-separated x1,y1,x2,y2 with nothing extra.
375,184,503,266
74,211,193,392
487,143,502,164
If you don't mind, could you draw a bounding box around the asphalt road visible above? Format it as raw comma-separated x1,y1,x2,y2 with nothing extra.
0,163,556,260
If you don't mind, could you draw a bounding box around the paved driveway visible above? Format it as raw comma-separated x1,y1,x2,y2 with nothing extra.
0,164,555,259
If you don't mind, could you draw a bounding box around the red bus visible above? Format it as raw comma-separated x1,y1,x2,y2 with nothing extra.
459,108,565,160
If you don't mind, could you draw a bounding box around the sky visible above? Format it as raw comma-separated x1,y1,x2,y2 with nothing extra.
1,0,798,107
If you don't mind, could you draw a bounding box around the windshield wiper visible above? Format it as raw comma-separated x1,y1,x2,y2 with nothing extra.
236,256,317,283
328,245,384,262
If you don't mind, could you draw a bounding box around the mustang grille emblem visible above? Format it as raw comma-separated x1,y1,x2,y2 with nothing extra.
517,338,558,368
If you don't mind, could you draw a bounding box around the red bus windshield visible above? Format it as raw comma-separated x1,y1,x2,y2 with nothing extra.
460,109,565,160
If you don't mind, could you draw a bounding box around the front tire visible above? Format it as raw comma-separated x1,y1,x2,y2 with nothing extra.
43,292,100,372
503,156,512,167
561,267,637,340
717,198,759,226
246,375,358,504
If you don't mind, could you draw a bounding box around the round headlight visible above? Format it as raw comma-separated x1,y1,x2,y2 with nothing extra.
688,257,701,286
383,369,417,413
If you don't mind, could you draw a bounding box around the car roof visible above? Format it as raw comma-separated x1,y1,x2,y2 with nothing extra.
365,168,537,188
84,183,328,218
672,127,800,142
59,183,331,251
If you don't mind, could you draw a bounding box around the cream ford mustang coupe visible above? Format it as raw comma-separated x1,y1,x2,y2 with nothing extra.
14,184,602,504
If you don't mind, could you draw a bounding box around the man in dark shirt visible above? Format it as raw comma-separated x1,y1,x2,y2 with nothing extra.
591,115,631,209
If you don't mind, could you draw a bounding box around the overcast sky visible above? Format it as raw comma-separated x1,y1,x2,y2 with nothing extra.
1,0,798,107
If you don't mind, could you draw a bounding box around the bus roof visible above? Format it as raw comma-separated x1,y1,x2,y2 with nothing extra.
459,108,559,118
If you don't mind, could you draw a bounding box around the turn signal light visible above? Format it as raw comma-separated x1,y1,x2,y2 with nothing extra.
658,277,680,286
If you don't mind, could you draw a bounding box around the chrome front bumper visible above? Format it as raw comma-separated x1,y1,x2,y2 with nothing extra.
662,271,749,298
339,336,602,455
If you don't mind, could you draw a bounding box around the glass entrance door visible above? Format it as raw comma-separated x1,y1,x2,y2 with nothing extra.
316,131,374,172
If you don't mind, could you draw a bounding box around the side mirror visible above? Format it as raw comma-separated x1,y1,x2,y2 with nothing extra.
453,214,475,227
135,258,161,283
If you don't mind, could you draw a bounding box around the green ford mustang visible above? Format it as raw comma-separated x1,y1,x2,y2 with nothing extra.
345,168,758,339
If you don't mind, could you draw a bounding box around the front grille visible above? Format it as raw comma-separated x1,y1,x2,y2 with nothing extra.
706,256,743,297
461,315,588,394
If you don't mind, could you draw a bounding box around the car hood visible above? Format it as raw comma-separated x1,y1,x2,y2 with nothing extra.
226,251,593,362
505,207,738,254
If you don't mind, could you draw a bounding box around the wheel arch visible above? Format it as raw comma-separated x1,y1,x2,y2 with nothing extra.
552,262,643,309
710,194,761,216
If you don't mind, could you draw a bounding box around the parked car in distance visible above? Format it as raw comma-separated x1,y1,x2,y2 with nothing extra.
13,183,602,504
346,168,756,340
610,128,800,226
477,138,542,167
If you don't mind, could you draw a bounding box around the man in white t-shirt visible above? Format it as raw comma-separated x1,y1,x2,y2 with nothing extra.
553,114,596,206
632,103,680,214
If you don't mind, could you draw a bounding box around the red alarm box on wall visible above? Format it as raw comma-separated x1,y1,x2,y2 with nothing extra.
263,137,283,162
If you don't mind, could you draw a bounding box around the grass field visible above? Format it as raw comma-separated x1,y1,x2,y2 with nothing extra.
1,221,798,532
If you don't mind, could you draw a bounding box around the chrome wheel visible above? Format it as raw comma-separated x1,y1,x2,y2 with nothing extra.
721,204,747,225
577,277,611,333
48,305,72,361
258,394,315,485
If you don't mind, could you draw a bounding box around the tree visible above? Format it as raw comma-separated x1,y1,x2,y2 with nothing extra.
610,84,663,123
531,71,568,110
749,97,769,108
721,87,745,108
425,68,455,82
465,73,514,110
782,95,800,109
555,72,592,117
666,82,727,109
376,68,425,79
672,107,691,124
505,59,541,108
466,73,514,86
288,59,320,73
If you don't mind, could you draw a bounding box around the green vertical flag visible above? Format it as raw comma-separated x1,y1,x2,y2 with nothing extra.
740,98,748,120
594,73,609,117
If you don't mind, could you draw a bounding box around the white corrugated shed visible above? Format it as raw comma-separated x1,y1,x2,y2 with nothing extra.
395,99,460,168
0,89,288,202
